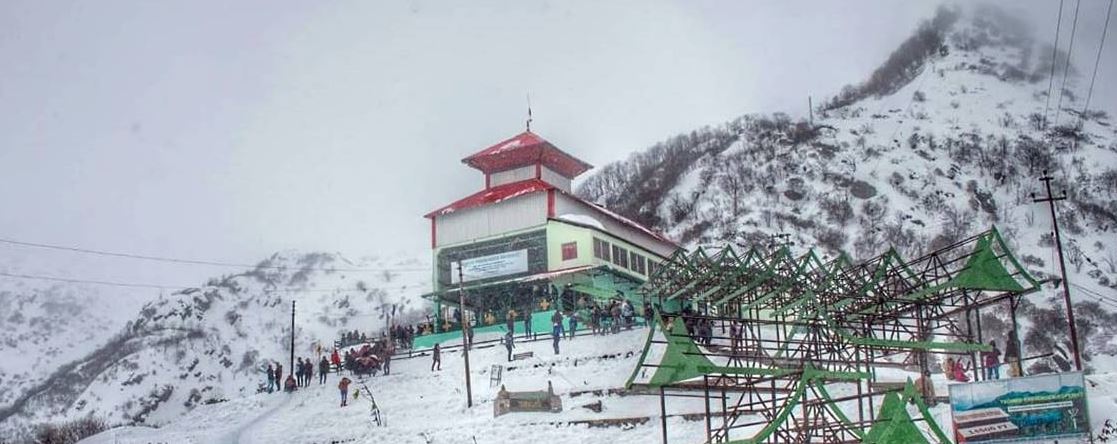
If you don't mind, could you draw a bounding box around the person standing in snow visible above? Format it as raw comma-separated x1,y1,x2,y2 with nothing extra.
552,310,564,339
266,364,275,393
523,312,532,340
551,314,562,355
338,377,352,407
567,311,578,340
331,349,341,375
983,341,1001,380
295,358,305,387
506,309,517,335
1004,332,1021,378
503,331,515,361
274,363,284,393
431,343,441,371
304,357,314,387
319,357,330,384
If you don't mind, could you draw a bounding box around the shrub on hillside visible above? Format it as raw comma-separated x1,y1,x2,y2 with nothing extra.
34,417,107,444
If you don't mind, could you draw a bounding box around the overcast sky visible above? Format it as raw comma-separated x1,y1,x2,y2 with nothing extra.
0,0,1113,288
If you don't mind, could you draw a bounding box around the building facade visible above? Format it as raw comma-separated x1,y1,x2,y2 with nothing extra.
423,131,678,331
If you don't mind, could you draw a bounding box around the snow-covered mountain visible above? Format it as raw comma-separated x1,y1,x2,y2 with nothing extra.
0,251,430,442
578,5,1117,371
5,4,1117,443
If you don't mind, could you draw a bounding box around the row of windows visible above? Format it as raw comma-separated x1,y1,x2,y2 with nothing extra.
591,237,655,276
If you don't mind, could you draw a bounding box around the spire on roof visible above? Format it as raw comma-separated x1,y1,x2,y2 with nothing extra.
525,93,533,132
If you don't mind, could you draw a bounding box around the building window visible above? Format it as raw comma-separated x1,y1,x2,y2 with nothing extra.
593,238,610,261
647,260,658,277
631,253,646,275
612,245,629,269
562,242,578,261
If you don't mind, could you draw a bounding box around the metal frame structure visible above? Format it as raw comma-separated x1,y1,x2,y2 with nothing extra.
627,226,1042,443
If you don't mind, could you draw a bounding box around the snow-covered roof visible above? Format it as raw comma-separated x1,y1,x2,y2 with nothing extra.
557,213,605,230
462,131,593,179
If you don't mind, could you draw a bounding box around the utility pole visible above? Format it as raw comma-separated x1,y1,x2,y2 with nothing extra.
458,263,474,407
290,300,296,372
1032,171,1082,371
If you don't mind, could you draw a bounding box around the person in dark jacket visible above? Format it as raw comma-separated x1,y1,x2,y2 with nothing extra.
319,357,330,384
1004,332,1022,377
304,357,314,387
523,312,533,339
284,374,297,392
431,343,441,371
552,310,564,338
295,358,305,387
551,320,562,355
266,364,275,393
274,364,284,393
504,331,515,361
567,311,578,340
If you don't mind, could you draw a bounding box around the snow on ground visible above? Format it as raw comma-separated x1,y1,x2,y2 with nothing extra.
81,328,707,444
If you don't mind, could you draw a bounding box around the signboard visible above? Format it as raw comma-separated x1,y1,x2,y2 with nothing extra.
949,372,1090,443
451,249,529,284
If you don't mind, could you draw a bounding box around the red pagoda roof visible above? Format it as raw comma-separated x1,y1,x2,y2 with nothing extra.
424,179,555,218
462,131,593,179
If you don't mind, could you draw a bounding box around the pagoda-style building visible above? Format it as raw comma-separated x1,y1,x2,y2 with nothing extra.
423,130,678,332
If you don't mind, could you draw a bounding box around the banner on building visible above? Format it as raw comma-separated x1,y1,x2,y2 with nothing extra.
948,371,1089,443
451,249,529,283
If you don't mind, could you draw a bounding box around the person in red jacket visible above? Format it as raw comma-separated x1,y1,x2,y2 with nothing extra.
331,349,342,374
338,377,352,407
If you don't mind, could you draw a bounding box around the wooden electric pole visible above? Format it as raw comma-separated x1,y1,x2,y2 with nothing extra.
458,264,474,407
1032,171,1082,371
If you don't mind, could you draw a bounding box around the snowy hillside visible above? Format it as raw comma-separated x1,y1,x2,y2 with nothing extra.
579,6,1117,371
0,251,430,442
78,329,709,444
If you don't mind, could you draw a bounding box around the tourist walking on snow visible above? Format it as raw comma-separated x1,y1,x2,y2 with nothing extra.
319,357,330,384
504,331,515,361
431,343,442,371
338,377,352,407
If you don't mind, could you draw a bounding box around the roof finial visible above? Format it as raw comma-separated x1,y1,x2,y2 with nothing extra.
525,93,533,132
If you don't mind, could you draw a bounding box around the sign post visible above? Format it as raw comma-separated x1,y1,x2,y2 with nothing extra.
949,372,1090,443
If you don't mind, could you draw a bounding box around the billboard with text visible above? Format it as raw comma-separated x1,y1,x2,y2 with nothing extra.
949,372,1089,443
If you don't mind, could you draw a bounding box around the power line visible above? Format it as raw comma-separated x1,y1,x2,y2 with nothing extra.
1078,0,1114,128
0,270,188,290
0,237,428,273
1053,0,1083,128
1043,0,1066,128
0,270,427,294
